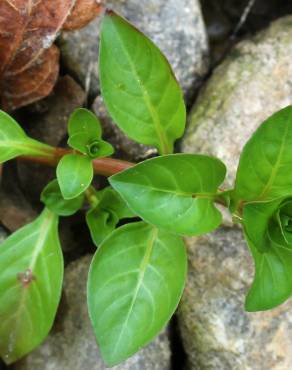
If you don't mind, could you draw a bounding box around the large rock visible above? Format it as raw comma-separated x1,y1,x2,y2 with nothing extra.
59,0,209,99
14,255,171,370
179,228,292,370
182,16,292,187
179,16,292,370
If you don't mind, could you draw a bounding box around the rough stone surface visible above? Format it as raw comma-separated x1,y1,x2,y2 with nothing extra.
182,16,292,187
59,0,209,99
92,96,157,161
14,255,171,370
0,164,36,232
179,16,292,370
179,227,292,370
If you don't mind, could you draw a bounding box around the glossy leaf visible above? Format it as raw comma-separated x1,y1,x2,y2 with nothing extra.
86,186,135,246
56,154,93,199
87,222,187,366
0,110,53,163
243,199,292,311
110,154,226,236
0,208,63,364
234,106,292,202
99,11,186,155
41,179,84,216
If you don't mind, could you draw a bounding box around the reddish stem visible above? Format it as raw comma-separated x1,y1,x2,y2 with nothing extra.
19,147,134,177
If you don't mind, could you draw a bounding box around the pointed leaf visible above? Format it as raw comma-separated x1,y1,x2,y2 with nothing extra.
88,221,187,366
99,11,186,155
56,154,93,199
110,154,226,236
234,106,292,202
0,208,63,364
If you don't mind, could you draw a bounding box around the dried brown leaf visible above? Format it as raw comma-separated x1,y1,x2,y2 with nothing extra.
0,0,101,110
63,0,105,31
1,45,59,111
7,0,76,76
0,0,31,75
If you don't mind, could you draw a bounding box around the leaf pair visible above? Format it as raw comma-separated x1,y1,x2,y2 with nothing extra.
233,106,292,311
57,109,114,200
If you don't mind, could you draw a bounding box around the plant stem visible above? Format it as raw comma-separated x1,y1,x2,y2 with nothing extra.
19,147,134,177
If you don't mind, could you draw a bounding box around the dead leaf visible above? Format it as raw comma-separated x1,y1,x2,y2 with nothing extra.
0,0,102,111
63,0,105,31
1,45,60,111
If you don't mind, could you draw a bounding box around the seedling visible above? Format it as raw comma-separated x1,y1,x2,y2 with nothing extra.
0,10,292,367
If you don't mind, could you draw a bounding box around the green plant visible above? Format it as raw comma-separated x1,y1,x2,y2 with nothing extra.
0,9,292,367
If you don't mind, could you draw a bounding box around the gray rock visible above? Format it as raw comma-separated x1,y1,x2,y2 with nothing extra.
179,227,292,370
59,0,209,99
14,255,171,370
179,16,292,370
182,16,292,187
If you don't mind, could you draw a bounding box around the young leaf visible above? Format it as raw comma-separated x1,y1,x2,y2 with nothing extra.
0,208,63,364
234,106,292,202
243,199,292,311
0,110,53,163
68,108,102,139
110,154,226,236
41,179,84,216
87,221,187,366
99,11,186,155
86,208,119,246
67,108,114,158
56,154,93,199
86,186,135,246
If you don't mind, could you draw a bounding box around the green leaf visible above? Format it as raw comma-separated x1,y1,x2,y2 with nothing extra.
67,108,114,158
110,154,226,236
99,11,186,155
86,208,119,246
68,108,102,139
41,179,84,216
56,154,93,200
0,110,53,163
87,221,187,366
234,106,292,202
86,186,135,246
0,208,63,364
243,199,292,311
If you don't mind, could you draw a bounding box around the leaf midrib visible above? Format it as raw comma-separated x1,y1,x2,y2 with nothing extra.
112,227,158,357
110,22,172,155
258,108,292,200
6,211,55,359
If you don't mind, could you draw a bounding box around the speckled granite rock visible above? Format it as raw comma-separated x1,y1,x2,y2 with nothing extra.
179,227,292,370
182,16,292,187
59,0,209,99
14,255,171,370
